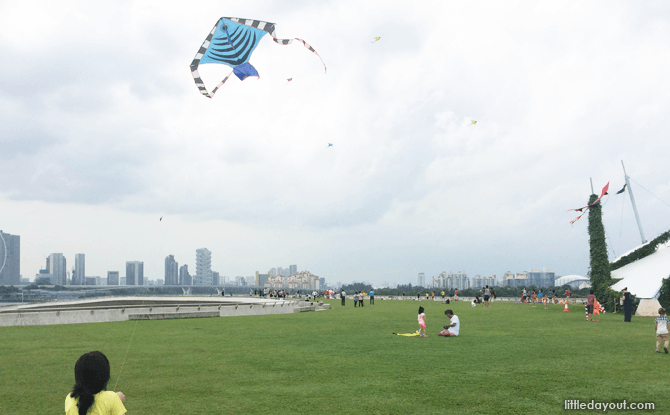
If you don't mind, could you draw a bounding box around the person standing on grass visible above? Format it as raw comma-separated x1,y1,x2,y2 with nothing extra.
417,292,421,301
586,290,598,321
522,287,527,303
65,351,127,415
418,306,427,337
454,289,458,300
341,290,346,306
531,290,537,307
621,287,632,322
369,289,375,305
565,288,571,303
449,288,454,301
438,310,460,337
655,308,669,354
441,290,445,301
484,285,491,307
359,291,365,307
490,287,496,303
354,292,358,307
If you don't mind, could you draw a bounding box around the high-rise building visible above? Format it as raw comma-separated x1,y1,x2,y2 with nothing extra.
448,271,469,291
212,271,220,286
125,261,144,286
0,231,20,285
74,253,85,285
255,271,269,287
164,255,179,285
526,270,555,288
289,265,297,275
179,264,191,285
417,272,425,287
194,248,212,285
48,253,67,285
107,271,119,285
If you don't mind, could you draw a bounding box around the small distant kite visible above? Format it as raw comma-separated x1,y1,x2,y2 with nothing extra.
470,120,477,125
191,17,327,98
159,217,163,221
328,143,333,147
371,37,381,43
568,182,609,225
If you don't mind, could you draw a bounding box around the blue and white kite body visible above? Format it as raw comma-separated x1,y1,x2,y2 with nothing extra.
191,17,326,98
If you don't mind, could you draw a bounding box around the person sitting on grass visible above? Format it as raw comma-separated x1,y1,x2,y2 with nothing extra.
65,351,126,415
655,307,669,354
438,310,460,337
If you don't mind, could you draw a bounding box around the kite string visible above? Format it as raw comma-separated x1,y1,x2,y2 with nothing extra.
113,314,142,391
113,213,172,391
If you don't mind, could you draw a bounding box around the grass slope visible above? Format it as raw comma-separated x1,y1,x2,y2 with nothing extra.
0,299,665,414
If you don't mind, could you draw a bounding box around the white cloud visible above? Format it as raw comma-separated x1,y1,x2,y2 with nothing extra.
2,1,670,285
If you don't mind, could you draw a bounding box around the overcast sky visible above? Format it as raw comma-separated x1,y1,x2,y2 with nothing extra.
2,1,670,286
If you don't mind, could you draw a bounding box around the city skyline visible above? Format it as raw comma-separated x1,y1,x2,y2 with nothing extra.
2,2,670,287
2,230,571,288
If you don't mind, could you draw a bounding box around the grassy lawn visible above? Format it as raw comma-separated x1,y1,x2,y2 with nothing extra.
0,298,665,414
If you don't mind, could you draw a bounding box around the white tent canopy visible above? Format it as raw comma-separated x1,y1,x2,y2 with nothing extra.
610,241,670,299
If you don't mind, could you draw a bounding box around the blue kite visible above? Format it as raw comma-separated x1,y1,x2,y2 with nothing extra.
191,17,326,98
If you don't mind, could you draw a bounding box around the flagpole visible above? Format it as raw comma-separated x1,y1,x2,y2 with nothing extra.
621,160,646,244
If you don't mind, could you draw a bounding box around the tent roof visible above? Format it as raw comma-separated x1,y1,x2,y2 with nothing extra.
610,241,670,298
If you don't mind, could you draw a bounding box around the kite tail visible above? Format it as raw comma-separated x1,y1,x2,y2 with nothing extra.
271,36,327,73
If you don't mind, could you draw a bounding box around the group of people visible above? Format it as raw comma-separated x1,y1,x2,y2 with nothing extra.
586,287,633,322
339,290,375,306
417,306,460,337
412,289,459,302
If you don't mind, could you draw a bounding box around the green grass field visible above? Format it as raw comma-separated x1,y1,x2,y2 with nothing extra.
1,298,666,414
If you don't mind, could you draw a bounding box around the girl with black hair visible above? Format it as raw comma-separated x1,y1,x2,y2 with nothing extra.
65,351,127,415
418,306,427,337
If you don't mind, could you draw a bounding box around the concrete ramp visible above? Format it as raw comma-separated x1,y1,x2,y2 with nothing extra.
129,311,220,320
0,296,328,327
